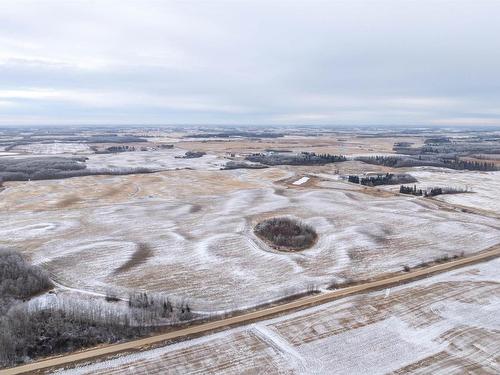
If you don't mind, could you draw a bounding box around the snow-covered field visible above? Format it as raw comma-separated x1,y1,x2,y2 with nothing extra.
399,168,500,214
10,142,91,154
55,258,500,374
2,131,500,372
373,167,500,215
2,168,499,311
85,148,224,171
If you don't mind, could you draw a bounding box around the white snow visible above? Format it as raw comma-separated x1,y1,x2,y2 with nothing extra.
292,176,310,185
11,142,91,154
55,258,500,374
296,317,444,374
382,168,500,214
2,179,498,310
85,148,224,171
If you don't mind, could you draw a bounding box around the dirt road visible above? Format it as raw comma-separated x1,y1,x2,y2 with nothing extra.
2,243,500,375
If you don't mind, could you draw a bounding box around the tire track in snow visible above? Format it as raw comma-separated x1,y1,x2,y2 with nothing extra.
251,324,307,373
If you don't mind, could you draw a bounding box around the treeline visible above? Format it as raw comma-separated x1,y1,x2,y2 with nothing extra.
221,161,268,170
128,292,193,322
69,135,147,143
393,142,414,148
399,185,470,197
347,173,417,186
95,145,136,154
399,185,424,196
0,157,155,182
357,155,498,171
246,152,347,166
187,131,284,139
0,300,146,367
94,144,174,154
0,292,196,367
176,151,206,159
356,156,405,167
395,140,500,157
424,137,451,144
0,249,196,367
0,249,53,314
441,158,497,171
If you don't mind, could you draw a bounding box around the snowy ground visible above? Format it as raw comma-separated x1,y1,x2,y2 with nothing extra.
2,131,500,372
85,148,224,171
397,168,500,215
54,258,500,374
10,142,92,154
2,168,499,311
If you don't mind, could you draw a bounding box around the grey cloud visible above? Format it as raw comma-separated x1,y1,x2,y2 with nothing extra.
0,0,499,125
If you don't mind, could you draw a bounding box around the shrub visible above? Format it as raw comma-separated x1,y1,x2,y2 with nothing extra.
0,305,145,367
0,249,52,309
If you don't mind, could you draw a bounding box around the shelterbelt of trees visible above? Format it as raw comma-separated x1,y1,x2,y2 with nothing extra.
0,156,155,182
399,185,470,197
357,155,497,171
0,249,194,368
347,173,417,186
246,152,347,166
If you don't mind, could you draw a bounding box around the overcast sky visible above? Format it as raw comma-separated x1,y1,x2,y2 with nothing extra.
0,0,499,126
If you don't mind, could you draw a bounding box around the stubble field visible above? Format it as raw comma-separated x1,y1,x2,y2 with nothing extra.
54,258,500,374
2,155,499,311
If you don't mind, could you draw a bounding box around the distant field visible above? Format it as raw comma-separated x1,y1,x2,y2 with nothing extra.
396,168,500,215
175,135,424,156
85,148,223,171
55,258,500,374
10,142,92,154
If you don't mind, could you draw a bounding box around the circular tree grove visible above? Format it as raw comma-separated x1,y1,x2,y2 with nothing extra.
254,217,318,251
